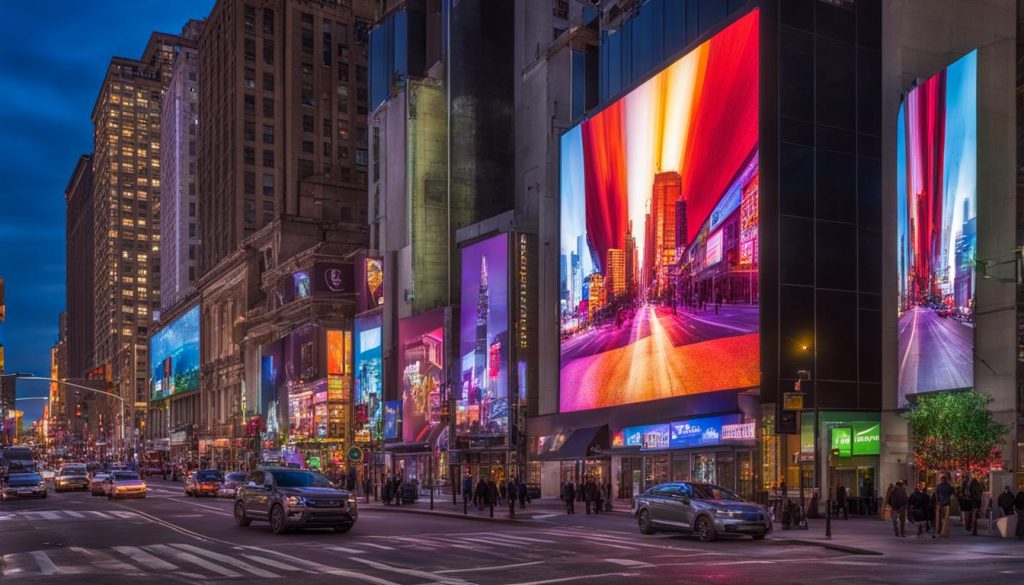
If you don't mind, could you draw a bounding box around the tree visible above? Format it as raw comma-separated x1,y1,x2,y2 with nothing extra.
905,390,1007,475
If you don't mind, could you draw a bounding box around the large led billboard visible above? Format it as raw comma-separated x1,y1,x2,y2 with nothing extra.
398,309,445,443
354,313,383,439
897,50,977,405
458,234,510,439
559,10,759,412
150,304,200,401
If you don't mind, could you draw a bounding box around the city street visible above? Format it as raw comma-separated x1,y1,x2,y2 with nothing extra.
4,479,1023,585
560,304,759,410
898,306,974,400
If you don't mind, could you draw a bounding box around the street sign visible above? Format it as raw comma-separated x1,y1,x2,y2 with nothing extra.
347,446,363,463
783,392,804,411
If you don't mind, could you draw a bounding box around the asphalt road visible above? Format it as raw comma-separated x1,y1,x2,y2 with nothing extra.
898,306,973,400
3,479,1022,584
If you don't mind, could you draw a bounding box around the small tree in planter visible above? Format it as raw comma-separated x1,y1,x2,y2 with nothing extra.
905,390,1007,478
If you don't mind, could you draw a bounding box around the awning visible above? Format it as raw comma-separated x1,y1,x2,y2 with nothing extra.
385,423,448,454
539,425,609,461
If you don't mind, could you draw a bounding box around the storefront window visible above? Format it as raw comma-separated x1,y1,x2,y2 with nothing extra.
716,453,735,491
671,454,690,482
619,457,641,500
736,451,753,500
693,453,716,484
644,455,669,490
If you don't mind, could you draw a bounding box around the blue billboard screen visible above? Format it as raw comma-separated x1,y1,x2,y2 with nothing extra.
150,304,200,401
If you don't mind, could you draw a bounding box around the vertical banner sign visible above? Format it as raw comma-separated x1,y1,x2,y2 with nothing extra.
831,427,852,458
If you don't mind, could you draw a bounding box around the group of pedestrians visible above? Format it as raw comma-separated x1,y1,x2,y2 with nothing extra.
881,473,1024,539
560,477,610,515
381,474,407,505
459,474,530,511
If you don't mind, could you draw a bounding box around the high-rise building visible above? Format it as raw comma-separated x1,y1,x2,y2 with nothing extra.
91,29,194,440
473,255,489,400
650,171,681,299
160,20,204,313
606,248,625,300
65,154,94,379
587,273,604,322
624,222,636,301
197,0,372,277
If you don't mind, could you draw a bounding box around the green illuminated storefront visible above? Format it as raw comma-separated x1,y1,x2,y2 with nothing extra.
800,412,881,514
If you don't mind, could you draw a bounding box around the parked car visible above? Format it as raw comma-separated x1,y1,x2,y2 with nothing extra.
185,469,224,497
234,468,357,535
90,473,111,496
219,472,248,498
105,471,147,499
40,469,56,482
55,465,89,492
1,447,37,477
1,472,47,501
634,482,771,542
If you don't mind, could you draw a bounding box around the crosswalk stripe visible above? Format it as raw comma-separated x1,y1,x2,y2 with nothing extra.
249,550,404,585
30,551,62,575
39,511,61,520
171,543,280,578
88,511,110,518
605,558,653,568
241,554,309,572
326,545,365,554
542,529,667,550
110,511,139,519
497,534,556,544
445,542,508,556
111,546,179,571
348,557,470,584
144,545,241,578
64,511,85,518
358,542,392,550
70,547,138,572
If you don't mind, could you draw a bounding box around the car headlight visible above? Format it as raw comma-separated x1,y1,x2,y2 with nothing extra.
713,509,742,518
347,495,357,509
38,482,46,489
286,496,306,507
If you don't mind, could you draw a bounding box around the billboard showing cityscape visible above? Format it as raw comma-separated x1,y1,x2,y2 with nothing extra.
150,304,200,401
897,50,977,405
458,234,510,439
559,9,760,412
354,313,383,439
398,309,445,443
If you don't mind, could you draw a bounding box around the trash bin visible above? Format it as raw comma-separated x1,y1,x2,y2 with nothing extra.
996,515,1017,538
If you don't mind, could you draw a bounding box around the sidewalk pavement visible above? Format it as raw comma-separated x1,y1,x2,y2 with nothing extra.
361,496,632,523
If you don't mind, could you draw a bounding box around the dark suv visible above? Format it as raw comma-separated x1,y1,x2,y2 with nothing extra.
234,468,357,534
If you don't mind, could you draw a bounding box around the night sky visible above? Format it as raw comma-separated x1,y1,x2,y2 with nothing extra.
0,1,214,424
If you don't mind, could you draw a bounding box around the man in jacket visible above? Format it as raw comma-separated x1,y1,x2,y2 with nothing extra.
462,473,473,509
564,481,576,514
935,474,954,538
887,481,909,537
997,485,1015,517
1015,484,1024,540
966,474,984,536
836,484,848,520
908,482,931,537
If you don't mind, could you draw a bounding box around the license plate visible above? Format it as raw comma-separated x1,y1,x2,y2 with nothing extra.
17,489,33,494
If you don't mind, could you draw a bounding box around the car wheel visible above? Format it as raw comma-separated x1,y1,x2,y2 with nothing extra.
638,509,656,535
41,492,46,499
333,523,353,533
270,504,287,535
695,516,716,542
234,501,251,527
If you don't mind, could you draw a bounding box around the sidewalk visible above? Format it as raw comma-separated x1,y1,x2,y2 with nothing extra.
769,514,1024,556
360,496,631,523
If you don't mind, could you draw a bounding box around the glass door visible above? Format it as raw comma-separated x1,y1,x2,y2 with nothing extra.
693,453,716,484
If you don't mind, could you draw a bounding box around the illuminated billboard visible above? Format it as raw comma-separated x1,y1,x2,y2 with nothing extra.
897,50,976,405
457,234,510,440
354,313,383,439
150,304,200,401
559,10,759,412
398,309,445,443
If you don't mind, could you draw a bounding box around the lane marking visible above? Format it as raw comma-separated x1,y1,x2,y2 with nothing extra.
348,557,470,584
30,551,63,575
109,511,139,519
241,554,310,572
111,546,179,571
145,544,241,578
113,505,209,542
326,545,365,554
605,559,653,568
436,561,544,574
171,543,280,578
485,534,555,545
505,572,637,585
358,542,392,550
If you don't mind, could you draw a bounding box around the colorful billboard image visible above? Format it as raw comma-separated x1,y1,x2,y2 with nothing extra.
398,309,445,443
383,400,402,440
457,234,510,439
897,50,977,404
354,313,383,439
260,338,285,444
559,10,760,412
150,304,200,401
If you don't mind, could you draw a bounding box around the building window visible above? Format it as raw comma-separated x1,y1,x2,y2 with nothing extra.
302,140,314,153
244,38,256,61
263,97,274,117
262,125,274,144
244,147,255,164
356,65,367,82
302,115,314,132
338,63,349,82
302,31,314,54
339,146,348,160
298,159,314,179
244,94,255,115
189,202,196,217
189,223,196,237
262,73,274,92
263,174,274,197
356,126,367,143
244,121,255,141
263,8,274,35
355,148,368,166
244,4,255,29
245,68,256,89
322,141,332,158
301,84,315,107
263,39,274,65
245,199,255,223
338,123,349,140
244,171,255,194
189,244,196,260
262,149,274,167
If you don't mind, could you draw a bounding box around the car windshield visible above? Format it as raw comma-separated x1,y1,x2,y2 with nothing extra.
94,474,109,480
2,449,33,461
269,470,333,488
8,474,41,486
197,470,222,482
61,467,86,476
113,472,139,481
226,472,247,481
691,483,743,501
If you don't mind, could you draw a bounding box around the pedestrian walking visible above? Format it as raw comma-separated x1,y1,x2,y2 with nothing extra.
517,477,528,509
1014,484,1024,540
966,473,983,536
886,481,909,537
997,485,1015,517
593,479,603,514
474,478,487,510
487,479,499,514
462,473,473,509
836,484,848,520
909,482,931,537
499,480,507,506
584,478,595,514
935,474,954,538
382,475,393,505
565,482,576,514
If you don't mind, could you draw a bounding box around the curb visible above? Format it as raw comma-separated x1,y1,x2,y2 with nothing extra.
769,537,883,556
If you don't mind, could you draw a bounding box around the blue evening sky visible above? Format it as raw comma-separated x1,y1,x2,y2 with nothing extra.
0,1,213,423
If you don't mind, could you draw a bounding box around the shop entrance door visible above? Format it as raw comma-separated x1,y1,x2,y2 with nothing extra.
619,457,641,500
644,455,669,492
716,453,736,492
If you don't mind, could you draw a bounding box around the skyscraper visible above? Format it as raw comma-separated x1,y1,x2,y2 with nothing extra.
651,171,682,298
624,222,636,301
65,154,94,379
473,254,490,400
606,248,625,300
91,29,194,437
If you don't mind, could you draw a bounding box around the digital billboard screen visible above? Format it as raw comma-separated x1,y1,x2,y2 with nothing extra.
354,313,383,439
897,50,976,405
559,10,759,412
150,304,200,401
457,233,509,439
398,309,445,443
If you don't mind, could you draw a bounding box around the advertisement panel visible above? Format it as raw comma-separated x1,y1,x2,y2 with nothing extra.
383,400,402,440
831,427,853,458
558,9,760,412
398,309,445,443
851,422,880,456
897,50,977,405
260,338,286,444
149,304,200,401
457,233,510,441
669,415,742,449
354,313,383,439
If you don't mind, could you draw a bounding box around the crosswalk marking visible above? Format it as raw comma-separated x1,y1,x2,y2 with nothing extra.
605,558,653,568
39,511,61,520
70,547,138,572
241,554,309,572
326,545,366,554
110,511,139,519
171,543,280,578
88,511,110,518
64,510,85,518
497,534,556,544
252,551,403,585
144,544,242,578
111,546,179,571
359,542,392,550
348,557,470,584
30,551,63,575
